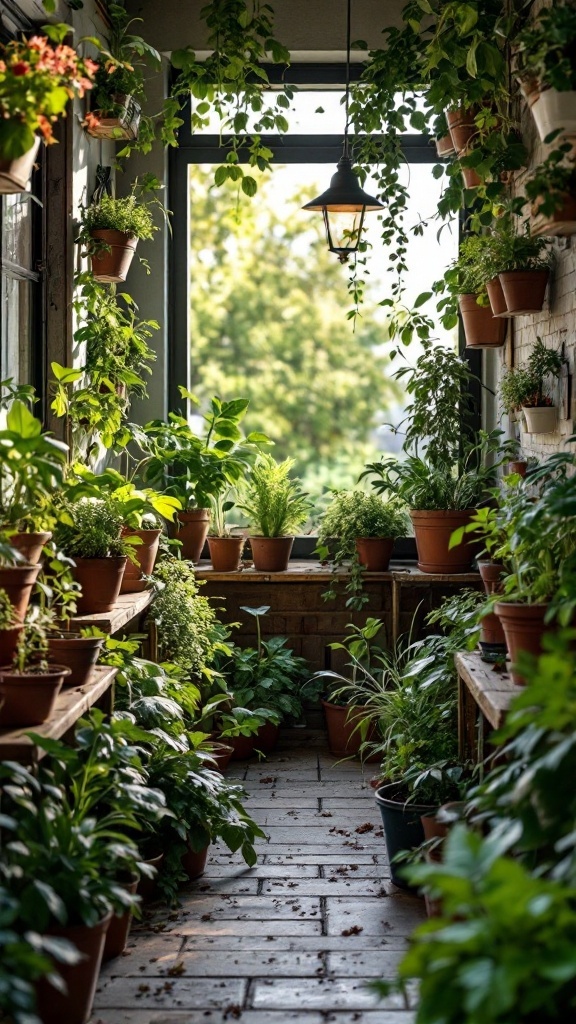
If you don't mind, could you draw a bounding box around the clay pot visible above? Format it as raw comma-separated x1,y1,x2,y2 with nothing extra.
228,732,258,760
0,135,40,194
35,912,112,1024
507,460,528,477
176,508,210,563
47,633,104,688
529,87,576,143
498,270,549,315
256,721,280,753
181,842,209,880
10,531,52,566
89,229,138,283
410,509,478,574
461,162,481,189
206,742,234,772
532,192,576,237
522,406,558,434
121,527,161,592
250,536,294,572
0,664,70,727
494,602,550,686
436,133,456,158
355,537,394,572
0,563,41,621
0,625,22,666
459,294,507,349
478,561,505,597
72,556,127,615
207,535,245,572
480,609,507,647
486,277,513,318
446,106,478,153
102,873,139,961
322,700,372,758
136,851,164,902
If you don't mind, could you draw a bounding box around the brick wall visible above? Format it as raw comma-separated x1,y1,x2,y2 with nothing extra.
489,0,576,460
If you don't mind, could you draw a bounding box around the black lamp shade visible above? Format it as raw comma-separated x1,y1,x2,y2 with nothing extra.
302,155,383,262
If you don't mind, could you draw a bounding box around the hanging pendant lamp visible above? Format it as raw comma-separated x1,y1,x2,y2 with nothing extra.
302,0,383,263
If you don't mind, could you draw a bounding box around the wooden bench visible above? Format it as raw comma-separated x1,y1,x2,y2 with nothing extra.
456,650,522,763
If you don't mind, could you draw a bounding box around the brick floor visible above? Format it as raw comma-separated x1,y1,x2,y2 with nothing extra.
93,731,424,1023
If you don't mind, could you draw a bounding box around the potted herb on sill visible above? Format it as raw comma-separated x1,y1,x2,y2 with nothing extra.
316,489,409,609
0,31,97,193
55,496,137,614
0,607,71,726
516,4,576,142
207,492,246,572
238,454,312,572
77,176,169,283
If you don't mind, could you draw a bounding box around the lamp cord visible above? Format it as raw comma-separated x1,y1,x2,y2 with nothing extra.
344,0,351,155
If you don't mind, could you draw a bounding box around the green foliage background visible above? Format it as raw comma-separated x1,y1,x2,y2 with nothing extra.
189,165,400,500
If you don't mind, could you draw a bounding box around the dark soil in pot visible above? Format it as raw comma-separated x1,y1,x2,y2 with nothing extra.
375,783,435,890
176,509,210,563
72,556,127,614
0,664,70,727
35,912,112,1024
47,633,104,687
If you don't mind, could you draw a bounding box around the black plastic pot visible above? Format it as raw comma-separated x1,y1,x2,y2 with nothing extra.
375,783,435,890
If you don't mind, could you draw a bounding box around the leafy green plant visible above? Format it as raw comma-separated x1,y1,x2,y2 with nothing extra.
55,495,135,560
237,454,312,536
77,176,170,264
523,144,576,218
499,337,563,411
217,605,310,723
150,556,227,677
480,224,551,277
516,3,576,93
10,606,54,675
0,399,68,531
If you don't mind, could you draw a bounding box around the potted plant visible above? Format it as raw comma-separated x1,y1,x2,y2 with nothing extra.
500,338,564,435
84,3,161,144
77,176,169,283
316,489,409,609
0,606,71,727
0,30,97,193
444,235,507,349
482,225,552,316
207,491,246,572
134,394,269,562
237,454,312,571
149,555,226,677
525,145,576,237
516,4,576,142
433,111,456,158
450,502,509,660
55,496,137,614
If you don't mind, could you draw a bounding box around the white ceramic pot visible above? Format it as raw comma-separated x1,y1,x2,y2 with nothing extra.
0,136,41,194
522,406,558,434
530,87,576,142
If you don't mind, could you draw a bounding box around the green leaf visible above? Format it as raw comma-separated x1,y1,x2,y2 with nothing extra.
414,291,433,309
6,400,41,438
242,176,258,197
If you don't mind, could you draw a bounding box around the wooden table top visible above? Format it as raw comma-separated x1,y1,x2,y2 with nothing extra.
456,650,522,729
69,590,153,634
194,560,481,584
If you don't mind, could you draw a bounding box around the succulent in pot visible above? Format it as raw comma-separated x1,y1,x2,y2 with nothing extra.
515,4,576,142
237,454,313,572
316,489,409,609
0,606,71,727
76,175,170,283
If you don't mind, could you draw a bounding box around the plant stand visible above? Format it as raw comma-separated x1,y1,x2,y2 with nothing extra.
456,650,520,764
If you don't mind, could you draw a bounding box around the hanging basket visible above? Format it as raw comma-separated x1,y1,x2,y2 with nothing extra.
446,106,478,153
85,94,142,141
522,405,558,434
532,192,576,238
498,270,549,315
89,229,138,283
0,135,40,195
486,277,513,318
459,294,507,348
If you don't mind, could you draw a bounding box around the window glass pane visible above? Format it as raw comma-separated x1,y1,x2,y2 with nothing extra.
2,193,33,269
1,274,32,386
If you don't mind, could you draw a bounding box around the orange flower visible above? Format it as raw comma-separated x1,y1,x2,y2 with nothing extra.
83,111,101,131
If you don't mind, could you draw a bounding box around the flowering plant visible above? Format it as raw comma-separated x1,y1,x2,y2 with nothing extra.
0,32,98,158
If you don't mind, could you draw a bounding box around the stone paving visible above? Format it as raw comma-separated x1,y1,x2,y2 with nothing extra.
93,731,424,1023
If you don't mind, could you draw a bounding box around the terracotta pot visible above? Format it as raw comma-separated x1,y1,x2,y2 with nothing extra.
507,460,528,477
256,721,280,753
498,270,549,315
530,87,576,143
10,531,52,566
72,556,127,615
446,106,478,153
206,741,234,773
89,229,138,283
176,508,210,563
136,851,164,901
410,509,478,574
102,874,139,961
250,536,294,572
355,537,394,572
494,602,550,686
35,912,112,1024
461,162,481,189
228,732,258,760
0,563,41,622
121,527,161,592
486,277,513,318
47,633,104,688
181,842,209,880
522,406,558,434
481,609,507,647
459,294,507,349
0,135,40,194
207,535,245,572
436,133,456,158
0,625,22,666
322,700,372,758
478,561,505,597
0,664,70,727
532,192,576,237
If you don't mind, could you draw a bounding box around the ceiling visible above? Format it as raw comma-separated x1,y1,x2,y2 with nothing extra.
126,0,406,56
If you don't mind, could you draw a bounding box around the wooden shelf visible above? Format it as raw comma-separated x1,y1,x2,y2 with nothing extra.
69,590,153,635
0,665,117,763
194,560,481,584
456,650,520,730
